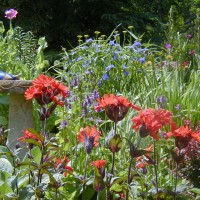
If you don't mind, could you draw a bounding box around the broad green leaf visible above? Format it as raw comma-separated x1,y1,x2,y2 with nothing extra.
0,158,13,174
0,171,13,195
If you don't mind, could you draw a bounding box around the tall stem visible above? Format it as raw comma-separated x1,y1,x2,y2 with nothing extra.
153,140,159,194
173,150,180,200
126,136,141,199
37,114,47,186
107,122,117,200
82,153,89,200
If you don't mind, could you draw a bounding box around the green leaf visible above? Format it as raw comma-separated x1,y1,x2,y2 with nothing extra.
0,116,7,126
24,138,42,147
0,158,13,174
0,171,13,195
40,169,57,185
191,188,200,195
110,183,123,192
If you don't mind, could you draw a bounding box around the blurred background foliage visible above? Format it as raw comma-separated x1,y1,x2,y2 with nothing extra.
0,0,199,51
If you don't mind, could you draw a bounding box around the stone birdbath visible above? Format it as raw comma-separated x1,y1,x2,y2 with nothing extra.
0,80,33,158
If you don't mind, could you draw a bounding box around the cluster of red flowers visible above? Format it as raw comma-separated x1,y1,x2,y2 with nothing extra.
25,74,70,106
166,125,200,149
95,94,141,122
17,129,41,143
132,108,174,140
54,156,73,177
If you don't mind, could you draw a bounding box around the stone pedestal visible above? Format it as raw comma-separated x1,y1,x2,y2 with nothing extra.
0,80,33,158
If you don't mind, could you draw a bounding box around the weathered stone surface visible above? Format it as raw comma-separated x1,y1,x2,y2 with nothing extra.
0,80,33,159
7,94,34,158
0,80,32,94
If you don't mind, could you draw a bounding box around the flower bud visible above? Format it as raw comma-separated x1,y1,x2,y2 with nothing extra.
107,134,122,153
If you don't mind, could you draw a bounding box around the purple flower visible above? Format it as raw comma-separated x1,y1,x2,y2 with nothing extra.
164,43,172,49
122,65,127,69
175,104,181,110
92,90,100,99
189,50,195,55
102,74,109,80
59,120,68,129
5,9,18,19
156,95,167,104
139,57,146,64
186,34,193,39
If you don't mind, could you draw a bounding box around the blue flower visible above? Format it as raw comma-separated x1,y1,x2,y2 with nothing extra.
109,40,115,46
102,74,109,80
134,41,142,47
122,65,127,69
106,64,115,71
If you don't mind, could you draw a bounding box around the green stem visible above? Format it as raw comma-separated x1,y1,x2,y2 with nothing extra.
126,157,133,200
173,150,180,200
37,116,47,186
82,153,89,200
153,140,159,194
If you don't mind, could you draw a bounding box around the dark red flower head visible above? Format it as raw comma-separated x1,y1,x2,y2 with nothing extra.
95,94,141,122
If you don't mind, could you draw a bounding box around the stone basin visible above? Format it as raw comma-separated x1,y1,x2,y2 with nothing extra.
0,80,33,158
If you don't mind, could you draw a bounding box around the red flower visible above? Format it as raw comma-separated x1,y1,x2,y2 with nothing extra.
166,125,200,148
25,74,70,106
54,156,73,177
17,129,41,143
91,160,107,169
78,126,101,146
77,126,101,154
95,94,141,122
132,108,173,140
